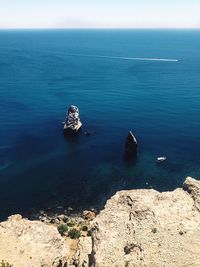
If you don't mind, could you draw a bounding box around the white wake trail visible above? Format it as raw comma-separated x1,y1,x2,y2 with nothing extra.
65,53,178,62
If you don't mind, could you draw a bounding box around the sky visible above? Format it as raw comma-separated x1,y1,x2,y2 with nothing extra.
0,0,200,29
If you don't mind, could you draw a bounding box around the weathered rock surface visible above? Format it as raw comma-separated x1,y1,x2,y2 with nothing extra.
64,105,82,134
73,237,93,267
0,215,69,267
92,177,200,267
82,210,96,221
124,131,137,160
183,177,200,211
1,178,200,267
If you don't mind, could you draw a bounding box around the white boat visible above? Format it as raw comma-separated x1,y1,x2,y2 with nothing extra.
156,156,167,162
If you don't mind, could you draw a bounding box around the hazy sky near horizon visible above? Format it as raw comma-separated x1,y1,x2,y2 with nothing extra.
0,0,200,29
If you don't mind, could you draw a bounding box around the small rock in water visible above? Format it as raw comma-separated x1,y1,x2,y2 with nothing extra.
39,210,45,215
124,131,137,161
67,207,73,212
84,130,96,136
84,131,91,136
56,206,64,210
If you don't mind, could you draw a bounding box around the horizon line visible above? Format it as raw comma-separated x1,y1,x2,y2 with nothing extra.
0,27,200,31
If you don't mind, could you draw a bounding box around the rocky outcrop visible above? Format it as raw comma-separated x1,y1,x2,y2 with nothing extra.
1,178,200,267
82,210,96,221
64,105,82,134
183,177,200,211
0,215,69,267
92,177,200,267
124,131,137,160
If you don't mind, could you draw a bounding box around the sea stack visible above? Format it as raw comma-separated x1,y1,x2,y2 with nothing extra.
63,105,82,134
124,131,137,160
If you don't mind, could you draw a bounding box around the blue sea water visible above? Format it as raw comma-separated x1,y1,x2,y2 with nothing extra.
0,30,200,219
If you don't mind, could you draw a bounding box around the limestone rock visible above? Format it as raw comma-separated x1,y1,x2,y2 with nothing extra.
0,214,69,267
124,131,137,160
183,176,200,211
64,105,82,134
73,237,92,267
82,210,96,221
92,177,200,267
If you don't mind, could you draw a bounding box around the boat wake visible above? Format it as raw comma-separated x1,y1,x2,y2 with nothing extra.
65,53,179,62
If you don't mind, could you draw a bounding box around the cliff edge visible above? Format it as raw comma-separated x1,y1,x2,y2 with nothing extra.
92,177,200,267
0,177,200,267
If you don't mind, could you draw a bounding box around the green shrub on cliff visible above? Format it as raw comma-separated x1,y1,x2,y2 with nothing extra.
57,224,68,236
67,220,76,227
68,228,81,239
0,261,13,267
81,225,88,232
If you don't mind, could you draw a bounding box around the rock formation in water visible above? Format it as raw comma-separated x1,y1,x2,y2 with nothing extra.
124,131,137,160
63,105,82,134
0,177,200,267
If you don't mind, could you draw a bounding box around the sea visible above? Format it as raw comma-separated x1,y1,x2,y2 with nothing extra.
0,30,200,220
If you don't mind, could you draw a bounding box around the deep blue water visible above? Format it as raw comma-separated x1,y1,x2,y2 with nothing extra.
0,30,200,219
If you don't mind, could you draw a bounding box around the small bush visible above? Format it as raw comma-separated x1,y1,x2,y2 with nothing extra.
81,225,88,232
67,220,76,227
68,228,81,239
152,228,157,234
57,224,68,236
0,261,13,267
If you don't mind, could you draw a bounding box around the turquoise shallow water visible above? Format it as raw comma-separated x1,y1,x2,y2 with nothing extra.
0,30,200,219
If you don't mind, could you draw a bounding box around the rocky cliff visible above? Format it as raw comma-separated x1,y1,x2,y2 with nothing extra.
0,214,69,267
92,177,200,267
0,177,200,267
